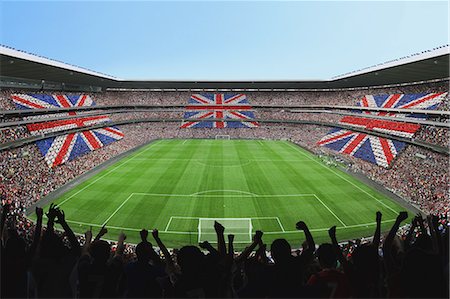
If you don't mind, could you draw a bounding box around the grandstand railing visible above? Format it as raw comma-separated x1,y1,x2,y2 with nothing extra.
2,104,449,118
1,108,448,130
1,118,448,155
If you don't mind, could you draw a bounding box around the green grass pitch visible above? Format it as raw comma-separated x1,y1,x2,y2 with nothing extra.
34,139,410,249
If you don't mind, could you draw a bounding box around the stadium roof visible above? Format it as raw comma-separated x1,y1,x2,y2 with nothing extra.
0,44,449,90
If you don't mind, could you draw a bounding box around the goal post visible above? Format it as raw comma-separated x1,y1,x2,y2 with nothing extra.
198,218,252,243
215,135,230,140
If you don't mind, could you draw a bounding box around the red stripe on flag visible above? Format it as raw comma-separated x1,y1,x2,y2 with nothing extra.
25,115,109,132
340,116,420,134
224,94,243,104
186,105,252,110
379,138,394,165
400,93,443,109
103,127,124,137
342,133,367,154
82,131,102,150
77,95,87,106
360,96,372,114
180,112,214,128
56,95,77,116
378,94,402,116
11,95,46,109
52,133,76,167
317,131,354,146
216,111,224,128
191,95,210,104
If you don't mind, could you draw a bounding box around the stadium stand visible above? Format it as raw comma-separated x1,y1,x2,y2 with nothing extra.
0,80,449,298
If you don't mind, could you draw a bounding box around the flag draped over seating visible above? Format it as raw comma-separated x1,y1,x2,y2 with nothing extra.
11,94,124,168
180,94,259,128
317,92,447,168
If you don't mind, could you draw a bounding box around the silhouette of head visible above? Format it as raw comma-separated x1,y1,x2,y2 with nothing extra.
316,243,337,269
177,246,204,273
5,231,26,259
136,241,153,263
271,239,291,263
40,230,66,259
90,240,111,264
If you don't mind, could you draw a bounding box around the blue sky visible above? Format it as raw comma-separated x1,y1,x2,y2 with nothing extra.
0,1,448,80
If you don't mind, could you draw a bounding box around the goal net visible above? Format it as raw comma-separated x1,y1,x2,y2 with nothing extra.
198,218,252,243
215,135,230,140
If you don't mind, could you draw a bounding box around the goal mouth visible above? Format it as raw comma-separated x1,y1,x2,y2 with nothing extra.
215,135,231,140
198,218,253,243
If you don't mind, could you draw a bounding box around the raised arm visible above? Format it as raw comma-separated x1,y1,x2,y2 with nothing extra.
328,226,349,271
228,234,235,258
94,224,108,242
152,229,176,273
404,216,419,249
255,242,269,264
29,207,44,257
373,211,382,249
199,240,219,255
45,203,58,233
296,221,315,256
214,221,226,256
114,232,127,257
140,229,162,265
382,211,408,274
426,215,439,255
0,203,10,243
55,208,81,256
82,227,93,256
235,230,263,264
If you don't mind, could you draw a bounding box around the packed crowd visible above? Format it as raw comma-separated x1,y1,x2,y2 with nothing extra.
0,82,448,231
1,202,448,298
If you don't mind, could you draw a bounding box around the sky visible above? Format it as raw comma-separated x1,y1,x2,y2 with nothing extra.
0,1,448,80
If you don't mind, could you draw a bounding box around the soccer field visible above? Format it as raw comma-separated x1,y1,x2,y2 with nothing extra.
35,139,409,248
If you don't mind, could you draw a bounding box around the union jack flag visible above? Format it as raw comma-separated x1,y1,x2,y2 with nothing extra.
11,93,124,168
180,94,259,128
317,92,447,168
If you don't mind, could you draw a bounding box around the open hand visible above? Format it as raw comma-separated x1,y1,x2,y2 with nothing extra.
397,211,408,222
54,209,65,224
152,229,159,239
254,230,263,243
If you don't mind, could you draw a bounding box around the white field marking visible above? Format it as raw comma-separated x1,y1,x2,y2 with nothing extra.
170,216,283,220
182,140,187,145
164,216,174,232
64,218,398,236
56,140,163,207
275,217,286,232
194,160,252,168
284,142,398,214
101,194,134,226
130,158,311,162
132,192,316,198
191,190,259,197
313,194,347,227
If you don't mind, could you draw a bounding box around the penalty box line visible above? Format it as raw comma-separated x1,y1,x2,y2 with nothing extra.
165,216,286,233
63,218,397,237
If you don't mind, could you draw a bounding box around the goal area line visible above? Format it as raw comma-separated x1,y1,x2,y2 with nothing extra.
61,218,397,237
